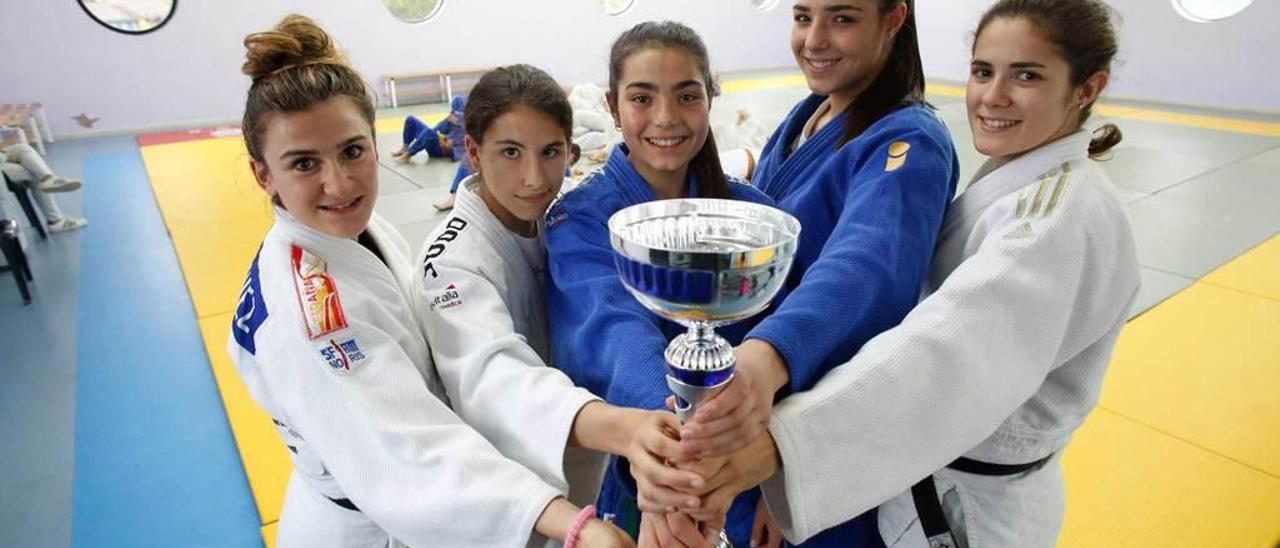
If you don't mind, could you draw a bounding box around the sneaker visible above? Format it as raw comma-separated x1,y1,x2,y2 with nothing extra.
38,177,82,193
432,194,455,211
48,217,88,233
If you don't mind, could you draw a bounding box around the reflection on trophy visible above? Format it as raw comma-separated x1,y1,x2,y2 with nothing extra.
608,198,800,548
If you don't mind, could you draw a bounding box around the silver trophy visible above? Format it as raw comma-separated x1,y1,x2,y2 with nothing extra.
608,198,800,547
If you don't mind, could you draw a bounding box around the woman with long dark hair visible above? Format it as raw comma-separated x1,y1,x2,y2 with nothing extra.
544,20,779,547
676,1,959,545
683,2,1136,546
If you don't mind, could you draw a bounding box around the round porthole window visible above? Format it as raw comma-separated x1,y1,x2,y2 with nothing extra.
751,0,781,11
382,0,445,24
602,0,636,16
1171,0,1254,22
78,0,176,35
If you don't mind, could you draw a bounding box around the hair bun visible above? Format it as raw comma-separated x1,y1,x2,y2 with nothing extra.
242,14,345,81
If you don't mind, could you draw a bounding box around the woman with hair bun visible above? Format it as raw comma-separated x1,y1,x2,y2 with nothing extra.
226,14,632,548
685,1,1140,546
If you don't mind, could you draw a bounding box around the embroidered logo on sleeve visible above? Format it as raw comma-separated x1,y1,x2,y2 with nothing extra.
290,245,348,340
232,249,269,355
421,217,469,279
546,204,570,229
1003,221,1036,240
885,141,911,172
1016,163,1072,219
429,283,463,311
319,337,368,374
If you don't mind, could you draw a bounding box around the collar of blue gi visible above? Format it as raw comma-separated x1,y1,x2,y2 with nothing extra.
605,143,703,203
753,94,847,198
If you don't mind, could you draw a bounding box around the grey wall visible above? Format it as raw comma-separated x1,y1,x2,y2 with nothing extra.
915,1,1280,112
1,1,793,137
2,1,1275,139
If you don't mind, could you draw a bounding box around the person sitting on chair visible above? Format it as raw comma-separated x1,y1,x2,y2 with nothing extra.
1,134,87,233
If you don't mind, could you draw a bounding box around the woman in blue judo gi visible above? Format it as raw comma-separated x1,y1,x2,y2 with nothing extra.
390,95,474,211
672,1,960,546
543,20,779,548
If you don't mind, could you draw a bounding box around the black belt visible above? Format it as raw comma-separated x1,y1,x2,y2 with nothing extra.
328,496,361,512
911,454,1053,548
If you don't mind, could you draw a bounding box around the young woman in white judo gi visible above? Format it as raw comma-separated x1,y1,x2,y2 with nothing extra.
544,21,782,548
676,1,1139,546
409,63,709,526
225,15,633,548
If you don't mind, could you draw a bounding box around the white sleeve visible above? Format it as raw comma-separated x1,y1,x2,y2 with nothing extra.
262,316,560,547
414,262,599,493
760,200,1128,542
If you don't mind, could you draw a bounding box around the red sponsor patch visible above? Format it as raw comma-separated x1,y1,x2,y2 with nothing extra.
290,245,348,340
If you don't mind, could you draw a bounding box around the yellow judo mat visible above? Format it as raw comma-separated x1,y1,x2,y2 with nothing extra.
138,83,1280,546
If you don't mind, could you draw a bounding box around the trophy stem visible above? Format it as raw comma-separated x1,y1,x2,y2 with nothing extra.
665,322,735,424
687,322,717,343
664,322,736,547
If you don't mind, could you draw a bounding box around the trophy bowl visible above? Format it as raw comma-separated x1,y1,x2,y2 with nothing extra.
608,198,800,325
608,198,800,422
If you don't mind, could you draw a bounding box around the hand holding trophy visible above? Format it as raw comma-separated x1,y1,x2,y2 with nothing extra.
609,198,799,548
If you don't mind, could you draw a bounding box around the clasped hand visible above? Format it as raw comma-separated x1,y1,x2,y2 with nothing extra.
627,341,788,547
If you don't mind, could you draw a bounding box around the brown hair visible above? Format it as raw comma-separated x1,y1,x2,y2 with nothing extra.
241,14,375,164
837,0,929,145
975,0,1122,158
608,21,730,199
464,64,573,144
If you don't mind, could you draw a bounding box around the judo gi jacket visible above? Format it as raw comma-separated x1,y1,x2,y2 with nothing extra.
411,177,605,510
228,208,563,547
760,130,1141,547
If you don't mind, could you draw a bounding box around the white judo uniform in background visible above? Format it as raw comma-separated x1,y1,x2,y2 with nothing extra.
228,208,565,548
569,84,618,156
759,130,1141,547
411,177,607,511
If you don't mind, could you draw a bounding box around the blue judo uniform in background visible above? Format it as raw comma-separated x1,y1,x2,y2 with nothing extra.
545,145,775,545
747,96,959,546
400,95,473,191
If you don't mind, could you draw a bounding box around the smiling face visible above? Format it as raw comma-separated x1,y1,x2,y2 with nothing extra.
466,104,568,237
966,16,1105,161
790,0,905,111
251,96,378,239
609,47,711,195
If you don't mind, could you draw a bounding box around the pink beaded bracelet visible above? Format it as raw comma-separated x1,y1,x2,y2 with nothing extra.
563,504,596,548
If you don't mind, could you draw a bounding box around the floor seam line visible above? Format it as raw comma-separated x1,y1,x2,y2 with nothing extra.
1197,280,1280,303
1095,405,1280,481
1153,146,1280,195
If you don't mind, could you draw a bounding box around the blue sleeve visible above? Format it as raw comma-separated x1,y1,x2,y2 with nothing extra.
432,116,453,135
727,178,776,207
748,126,957,393
545,198,675,412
